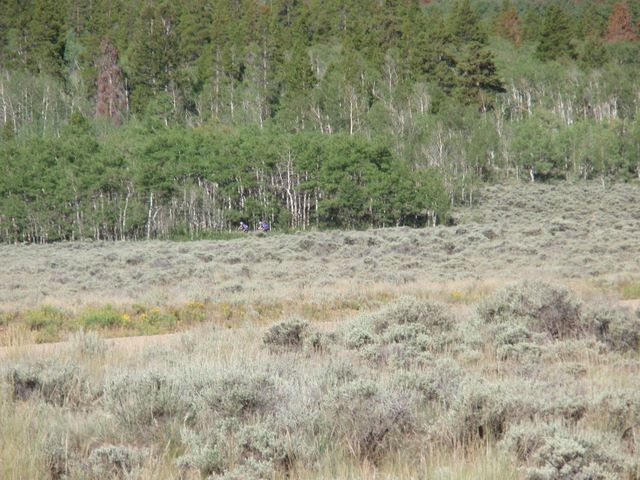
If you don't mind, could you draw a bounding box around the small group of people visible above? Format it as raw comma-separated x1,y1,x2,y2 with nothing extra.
238,220,270,233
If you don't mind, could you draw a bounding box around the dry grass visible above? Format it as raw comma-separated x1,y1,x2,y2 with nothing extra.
1,284,638,479
1,183,639,312
0,182,639,479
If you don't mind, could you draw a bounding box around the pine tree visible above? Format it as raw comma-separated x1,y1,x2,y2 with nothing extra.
578,4,608,40
535,5,576,61
95,38,127,124
411,10,456,92
606,2,638,43
448,0,487,45
283,44,315,95
522,8,542,42
127,1,182,114
29,0,67,77
578,36,608,70
454,43,505,108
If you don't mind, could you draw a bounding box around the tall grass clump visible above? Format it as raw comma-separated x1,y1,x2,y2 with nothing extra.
24,306,69,342
78,306,123,330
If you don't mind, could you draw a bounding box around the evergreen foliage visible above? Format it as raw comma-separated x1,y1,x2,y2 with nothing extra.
0,0,639,242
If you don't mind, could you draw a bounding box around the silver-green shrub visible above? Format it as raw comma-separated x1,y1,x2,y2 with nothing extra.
196,372,278,419
584,305,640,352
478,281,585,339
101,370,187,429
392,358,464,408
7,361,90,407
87,444,150,478
263,317,309,352
321,378,417,461
373,297,453,334
69,329,108,356
503,422,626,480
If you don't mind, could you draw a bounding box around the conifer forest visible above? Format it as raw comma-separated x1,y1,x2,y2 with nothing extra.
1,0,640,242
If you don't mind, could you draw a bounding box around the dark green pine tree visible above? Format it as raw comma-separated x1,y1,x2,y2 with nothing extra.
29,0,68,77
410,10,457,92
535,5,577,61
0,0,30,69
448,0,488,45
127,1,183,114
177,0,212,65
522,8,542,42
283,43,315,96
454,43,505,108
578,4,608,40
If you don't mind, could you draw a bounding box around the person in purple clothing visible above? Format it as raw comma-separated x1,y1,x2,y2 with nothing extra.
238,221,249,233
258,220,270,232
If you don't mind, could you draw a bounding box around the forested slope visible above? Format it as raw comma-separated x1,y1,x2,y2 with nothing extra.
1,0,640,242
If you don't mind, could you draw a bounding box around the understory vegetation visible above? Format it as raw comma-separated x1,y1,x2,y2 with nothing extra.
1,281,639,479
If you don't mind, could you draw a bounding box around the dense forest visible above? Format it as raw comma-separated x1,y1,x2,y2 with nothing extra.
1,0,640,242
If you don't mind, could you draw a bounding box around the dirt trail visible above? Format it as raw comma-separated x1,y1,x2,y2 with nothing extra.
0,331,180,360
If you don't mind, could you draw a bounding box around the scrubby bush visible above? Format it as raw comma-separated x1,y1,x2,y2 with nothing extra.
373,297,453,334
7,361,90,406
321,379,417,461
593,389,640,434
178,424,228,477
263,317,309,352
585,305,640,352
197,373,278,419
438,380,526,446
341,298,456,364
503,422,627,480
42,429,74,480
87,444,150,478
236,422,295,471
69,329,108,356
178,420,297,479
478,281,586,339
101,370,187,429
392,358,464,408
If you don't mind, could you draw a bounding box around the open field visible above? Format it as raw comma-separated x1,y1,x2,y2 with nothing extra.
1,182,640,317
1,182,640,479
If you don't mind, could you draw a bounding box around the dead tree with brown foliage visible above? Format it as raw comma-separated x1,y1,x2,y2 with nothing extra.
95,38,128,124
605,2,638,43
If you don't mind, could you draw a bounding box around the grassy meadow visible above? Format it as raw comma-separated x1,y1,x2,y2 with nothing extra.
1,182,639,480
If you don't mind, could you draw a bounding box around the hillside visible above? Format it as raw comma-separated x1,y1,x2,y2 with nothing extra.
1,182,638,312
1,182,640,479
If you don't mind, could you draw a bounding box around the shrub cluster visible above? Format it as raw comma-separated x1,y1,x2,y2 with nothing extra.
7,361,91,407
341,297,456,366
479,281,640,354
503,422,627,480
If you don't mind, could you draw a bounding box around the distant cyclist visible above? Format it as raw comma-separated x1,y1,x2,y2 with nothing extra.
238,221,249,233
258,220,270,232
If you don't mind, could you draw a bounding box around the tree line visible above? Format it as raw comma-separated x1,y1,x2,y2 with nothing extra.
0,116,449,242
1,0,640,241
